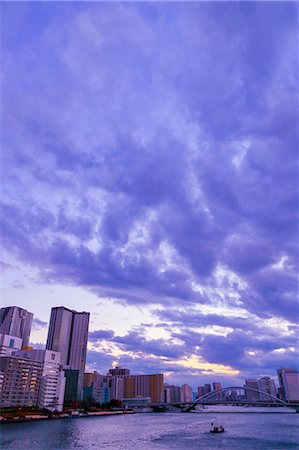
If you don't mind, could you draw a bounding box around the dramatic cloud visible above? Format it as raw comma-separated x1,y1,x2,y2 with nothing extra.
1,2,298,385
32,318,48,330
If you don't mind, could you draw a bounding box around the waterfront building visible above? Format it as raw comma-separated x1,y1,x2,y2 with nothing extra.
244,379,260,401
122,397,152,412
181,383,193,402
123,374,164,403
257,376,277,400
15,349,65,412
0,334,23,356
0,355,42,408
46,307,89,402
0,306,33,348
277,368,299,402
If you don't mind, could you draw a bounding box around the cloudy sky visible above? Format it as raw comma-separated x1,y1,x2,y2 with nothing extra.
1,2,298,388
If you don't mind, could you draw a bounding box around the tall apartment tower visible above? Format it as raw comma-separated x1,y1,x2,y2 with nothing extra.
0,306,33,348
257,376,277,400
277,368,299,401
46,307,89,402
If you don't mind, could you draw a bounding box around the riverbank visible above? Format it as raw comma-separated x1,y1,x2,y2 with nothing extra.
0,409,134,424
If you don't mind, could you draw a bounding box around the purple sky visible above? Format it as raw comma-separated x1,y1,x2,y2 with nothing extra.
1,2,298,388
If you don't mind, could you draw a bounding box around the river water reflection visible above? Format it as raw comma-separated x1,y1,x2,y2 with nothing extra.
1,408,298,449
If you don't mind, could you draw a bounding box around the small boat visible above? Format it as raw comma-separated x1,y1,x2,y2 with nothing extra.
210,421,225,433
210,426,225,433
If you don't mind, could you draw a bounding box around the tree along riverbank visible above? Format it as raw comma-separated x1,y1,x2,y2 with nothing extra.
0,408,134,424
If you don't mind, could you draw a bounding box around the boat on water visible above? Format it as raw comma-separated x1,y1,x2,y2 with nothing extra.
210,426,225,433
210,420,225,433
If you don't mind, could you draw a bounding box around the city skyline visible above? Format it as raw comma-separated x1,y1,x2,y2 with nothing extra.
1,2,298,388
0,303,296,390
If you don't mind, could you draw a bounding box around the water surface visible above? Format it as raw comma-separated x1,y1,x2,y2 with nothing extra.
1,409,298,449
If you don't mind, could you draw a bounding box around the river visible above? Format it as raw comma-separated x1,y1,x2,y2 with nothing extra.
1,407,298,449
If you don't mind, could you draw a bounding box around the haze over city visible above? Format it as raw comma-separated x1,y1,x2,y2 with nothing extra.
1,1,298,388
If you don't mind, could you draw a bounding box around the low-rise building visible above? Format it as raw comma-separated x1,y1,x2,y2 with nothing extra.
0,355,42,408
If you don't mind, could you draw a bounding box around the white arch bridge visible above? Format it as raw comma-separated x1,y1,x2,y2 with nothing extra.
150,386,299,412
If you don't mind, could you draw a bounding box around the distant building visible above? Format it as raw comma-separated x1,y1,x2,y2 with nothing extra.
123,374,164,403
181,383,193,402
212,382,222,401
108,366,130,377
0,334,23,356
122,397,152,412
84,371,99,387
0,306,33,348
164,384,182,403
164,386,171,403
277,368,299,402
197,386,205,398
212,382,222,391
83,371,111,405
244,379,260,401
257,376,277,400
109,376,125,400
46,306,89,402
204,383,211,394
197,383,211,398
15,349,65,412
0,355,42,408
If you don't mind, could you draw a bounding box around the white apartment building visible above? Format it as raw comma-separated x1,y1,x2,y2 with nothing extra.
15,349,66,412
0,334,23,356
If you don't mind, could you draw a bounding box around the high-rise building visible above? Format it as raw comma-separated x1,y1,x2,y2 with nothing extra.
212,382,222,391
197,386,205,398
164,384,182,403
181,383,193,402
212,382,222,401
0,306,33,348
46,307,89,402
257,376,277,400
277,368,299,402
204,383,211,394
244,379,260,401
